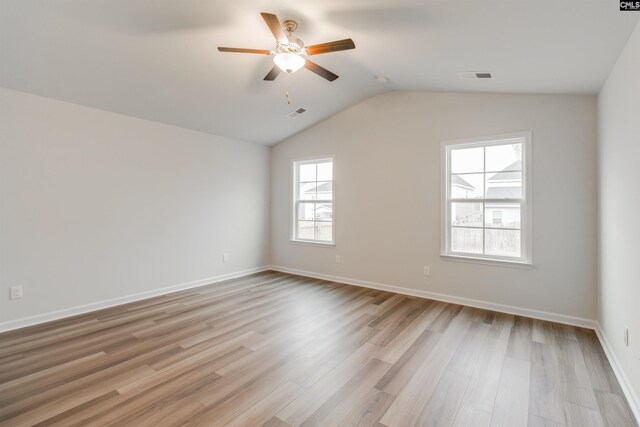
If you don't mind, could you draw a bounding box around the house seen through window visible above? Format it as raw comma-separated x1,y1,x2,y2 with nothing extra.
443,133,531,263
292,158,334,244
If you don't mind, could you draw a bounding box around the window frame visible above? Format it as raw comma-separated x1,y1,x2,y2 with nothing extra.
441,131,533,266
291,156,336,246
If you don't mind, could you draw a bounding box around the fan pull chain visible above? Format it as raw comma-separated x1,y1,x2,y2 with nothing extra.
285,90,292,105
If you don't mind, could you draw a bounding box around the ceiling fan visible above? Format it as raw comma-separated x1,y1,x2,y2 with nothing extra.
218,12,355,82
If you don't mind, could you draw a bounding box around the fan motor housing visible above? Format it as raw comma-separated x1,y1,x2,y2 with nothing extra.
286,35,304,49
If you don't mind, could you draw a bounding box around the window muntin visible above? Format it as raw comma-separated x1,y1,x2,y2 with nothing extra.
293,158,334,244
443,134,531,263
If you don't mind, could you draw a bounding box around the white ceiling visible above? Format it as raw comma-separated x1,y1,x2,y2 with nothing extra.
1,0,638,145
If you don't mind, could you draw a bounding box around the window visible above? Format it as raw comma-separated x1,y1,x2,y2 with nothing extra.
442,132,532,264
292,157,334,244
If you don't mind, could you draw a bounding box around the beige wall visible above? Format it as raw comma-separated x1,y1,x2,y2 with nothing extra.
598,21,640,414
0,88,270,325
271,91,597,321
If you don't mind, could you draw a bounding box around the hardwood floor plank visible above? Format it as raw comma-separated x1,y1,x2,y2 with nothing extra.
0,351,107,403
224,382,301,427
563,401,605,427
447,320,491,376
532,319,556,344
375,301,446,364
429,303,463,333
0,364,156,426
507,316,533,361
262,416,294,427
374,328,441,396
85,366,222,426
298,358,391,427
335,388,395,427
378,347,455,426
453,404,492,427
529,341,567,425
31,390,125,427
576,329,624,395
487,313,515,341
277,343,380,426
527,414,565,427
554,336,599,410
414,368,469,427
594,390,638,427
461,337,509,413
490,357,530,427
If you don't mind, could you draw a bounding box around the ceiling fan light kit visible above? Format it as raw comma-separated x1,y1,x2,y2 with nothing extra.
217,12,355,82
273,53,305,73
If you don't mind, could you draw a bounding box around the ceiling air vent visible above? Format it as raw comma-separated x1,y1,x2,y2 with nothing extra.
459,71,493,79
286,107,307,119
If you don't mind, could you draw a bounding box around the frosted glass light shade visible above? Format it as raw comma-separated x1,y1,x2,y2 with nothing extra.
273,53,305,73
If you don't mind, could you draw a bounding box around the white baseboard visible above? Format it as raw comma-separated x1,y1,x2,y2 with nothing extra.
0,266,269,333
595,323,640,424
268,265,597,329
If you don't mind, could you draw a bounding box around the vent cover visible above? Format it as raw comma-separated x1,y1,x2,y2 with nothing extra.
286,107,307,119
459,72,493,79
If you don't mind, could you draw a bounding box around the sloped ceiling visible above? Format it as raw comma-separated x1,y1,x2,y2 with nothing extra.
0,0,638,145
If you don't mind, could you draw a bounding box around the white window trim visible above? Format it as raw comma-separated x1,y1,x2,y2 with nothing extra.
440,131,533,266
290,155,336,246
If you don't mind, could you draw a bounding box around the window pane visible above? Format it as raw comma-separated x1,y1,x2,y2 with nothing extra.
485,204,520,229
315,181,333,200
299,182,317,200
299,163,316,182
451,227,483,254
297,221,315,240
451,147,483,174
485,229,521,257
297,202,316,221
485,143,522,172
485,171,522,199
317,222,333,242
451,203,483,227
451,174,484,199
317,161,333,181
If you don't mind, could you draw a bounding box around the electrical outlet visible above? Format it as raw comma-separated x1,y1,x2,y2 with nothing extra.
624,325,629,347
222,253,229,263
335,255,341,264
424,266,431,276
10,286,22,300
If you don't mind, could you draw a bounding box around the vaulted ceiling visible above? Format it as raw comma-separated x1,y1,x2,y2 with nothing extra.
1,0,638,145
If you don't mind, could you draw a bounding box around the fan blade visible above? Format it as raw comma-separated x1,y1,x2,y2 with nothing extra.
304,61,339,82
218,47,271,55
306,39,355,56
260,13,288,44
264,65,281,81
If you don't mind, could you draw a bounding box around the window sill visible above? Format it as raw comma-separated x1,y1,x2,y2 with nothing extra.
290,240,336,248
440,254,534,269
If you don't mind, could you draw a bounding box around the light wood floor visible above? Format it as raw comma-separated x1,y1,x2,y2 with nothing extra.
0,271,636,427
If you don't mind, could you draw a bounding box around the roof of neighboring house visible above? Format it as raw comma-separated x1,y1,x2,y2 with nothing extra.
314,203,332,211
488,160,522,181
315,182,332,192
303,181,333,194
451,175,475,190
